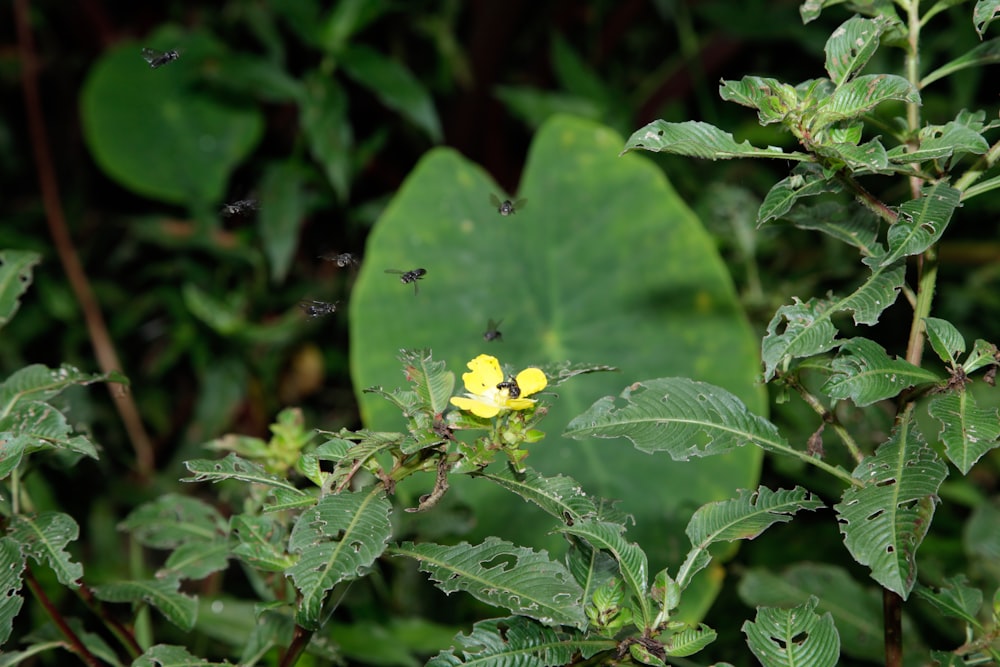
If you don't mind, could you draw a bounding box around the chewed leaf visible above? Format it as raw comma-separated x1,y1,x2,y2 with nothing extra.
928,391,1000,475
881,184,962,267
479,467,599,525
743,596,840,667
564,378,789,460
394,538,586,628
923,317,966,367
823,338,941,406
0,250,41,331
622,120,791,160
834,416,947,598
183,453,306,496
825,16,892,86
813,74,919,128
975,0,1000,37
719,76,799,125
119,494,228,549
286,489,392,630
758,163,843,225
426,617,607,666
0,538,26,646
8,513,83,588
398,348,455,415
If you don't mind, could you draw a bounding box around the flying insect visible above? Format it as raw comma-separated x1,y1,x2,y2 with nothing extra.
496,377,521,399
385,268,427,295
490,193,527,216
220,199,258,217
483,319,503,342
299,300,339,318
141,47,180,68
320,252,360,268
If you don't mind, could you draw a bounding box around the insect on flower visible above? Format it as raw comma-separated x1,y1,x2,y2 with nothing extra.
385,268,426,295
483,318,503,342
220,199,259,217
490,193,527,216
299,300,339,318
320,252,360,268
496,377,521,399
141,47,180,69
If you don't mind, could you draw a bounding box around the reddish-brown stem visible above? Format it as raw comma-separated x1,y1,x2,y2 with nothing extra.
13,0,155,480
278,624,313,667
24,568,102,667
77,583,143,659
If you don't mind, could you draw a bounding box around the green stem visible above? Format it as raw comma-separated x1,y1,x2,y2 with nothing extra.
904,247,937,368
781,372,865,465
955,136,1000,194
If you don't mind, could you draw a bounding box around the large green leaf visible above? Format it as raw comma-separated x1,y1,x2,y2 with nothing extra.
742,596,841,667
427,616,611,666
80,28,263,207
349,115,763,598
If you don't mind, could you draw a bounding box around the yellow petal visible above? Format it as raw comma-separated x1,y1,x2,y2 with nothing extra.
462,354,503,394
506,397,538,411
515,367,547,396
450,395,501,419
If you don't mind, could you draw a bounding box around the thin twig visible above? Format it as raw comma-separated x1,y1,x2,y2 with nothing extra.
13,0,155,480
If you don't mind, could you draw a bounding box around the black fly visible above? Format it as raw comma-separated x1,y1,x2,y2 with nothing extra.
483,319,503,342
385,268,427,295
141,47,180,69
299,300,339,318
220,199,258,217
490,193,527,216
496,377,521,399
320,252,360,268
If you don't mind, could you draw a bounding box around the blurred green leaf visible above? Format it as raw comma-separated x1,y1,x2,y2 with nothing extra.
93,576,198,630
80,29,263,207
302,74,353,202
0,538,25,646
349,116,764,590
914,575,983,625
340,44,442,143
258,162,308,283
0,250,40,331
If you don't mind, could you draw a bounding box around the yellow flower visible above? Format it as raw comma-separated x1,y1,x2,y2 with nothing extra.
449,354,547,419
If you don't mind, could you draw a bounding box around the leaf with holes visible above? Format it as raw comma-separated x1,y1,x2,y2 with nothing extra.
881,184,962,267
134,644,232,667
743,596,840,667
399,349,455,415
0,538,25,646
662,624,718,657
758,164,844,225
0,250,40,331
975,0,1000,37
394,538,586,628
834,416,947,598
719,76,800,125
823,338,941,406
286,489,392,630
183,453,308,497
426,616,610,666
8,513,83,587
825,15,892,85
813,74,919,128
928,391,1000,474
623,120,792,160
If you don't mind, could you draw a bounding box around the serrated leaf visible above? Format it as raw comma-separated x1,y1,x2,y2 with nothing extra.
719,77,800,125
761,260,905,380
882,184,961,267
742,596,840,667
183,453,307,495
427,616,610,666
816,137,889,173
824,338,941,406
339,44,442,143
119,494,228,549
679,487,823,588
534,361,619,388
922,37,1000,86
834,417,947,598
564,378,791,460
394,538,586,628
133,643,230,666
662,623,717,657
159,541,230,581
285,489,392,630
813,74,919,128
231,514,294,572
0,401,99,478
93,576,197,630
0,250,41,331
557,520,650,629
0,364,120,415
825,16,891,85
886,117,989,164
758,163,843,225
963,338,998,375
974,0,1000,37
8,512,82,587
923,317,966,367
566,538,619,607
914,575,983,624
399,349,455,415
622,120,790,160
928,391,1000,474
739,564,887,663
0,538,26,645
783,204,880,255
478,467,598,525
